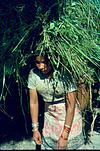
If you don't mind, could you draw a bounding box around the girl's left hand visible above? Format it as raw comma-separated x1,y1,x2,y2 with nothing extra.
57,133,68,149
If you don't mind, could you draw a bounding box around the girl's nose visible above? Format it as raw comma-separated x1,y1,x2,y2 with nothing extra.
38,63,45,69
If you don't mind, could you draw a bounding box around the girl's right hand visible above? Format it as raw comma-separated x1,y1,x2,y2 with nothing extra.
32,130,42,145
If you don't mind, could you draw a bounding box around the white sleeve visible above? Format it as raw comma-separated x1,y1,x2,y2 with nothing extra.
27,69,36,89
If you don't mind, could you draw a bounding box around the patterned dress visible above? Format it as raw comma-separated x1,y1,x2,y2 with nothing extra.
28,68,85,150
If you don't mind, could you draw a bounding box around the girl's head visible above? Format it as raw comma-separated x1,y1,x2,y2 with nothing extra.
34,51,53,76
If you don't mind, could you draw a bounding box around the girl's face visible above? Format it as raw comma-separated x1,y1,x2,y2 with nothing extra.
35,56,53,75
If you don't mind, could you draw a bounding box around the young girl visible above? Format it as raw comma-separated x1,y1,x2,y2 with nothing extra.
27,52,85,149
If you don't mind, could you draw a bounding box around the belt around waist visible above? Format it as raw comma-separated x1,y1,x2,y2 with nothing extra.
44,99,65,112
45,99,65,105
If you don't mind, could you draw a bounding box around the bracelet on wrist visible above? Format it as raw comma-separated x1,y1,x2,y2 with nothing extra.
64,124,71,128
32,122,39,128
32,122,39,132
64,125,71,134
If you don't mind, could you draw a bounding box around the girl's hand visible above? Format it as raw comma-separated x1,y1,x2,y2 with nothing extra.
57,131,68,149
32,130,42,145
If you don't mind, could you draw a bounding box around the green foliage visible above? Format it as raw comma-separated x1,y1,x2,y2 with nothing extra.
36,0,100,83
0,0,100,101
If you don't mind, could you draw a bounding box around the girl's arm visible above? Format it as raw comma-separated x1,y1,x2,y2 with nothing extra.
30,89,39,124
63,91,77,138
57,91,77,149
29,89,42,145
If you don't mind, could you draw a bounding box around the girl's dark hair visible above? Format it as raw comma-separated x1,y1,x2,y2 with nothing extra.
33,49,49,62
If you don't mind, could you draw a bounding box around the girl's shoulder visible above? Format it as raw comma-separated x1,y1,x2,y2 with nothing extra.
29,68,44,79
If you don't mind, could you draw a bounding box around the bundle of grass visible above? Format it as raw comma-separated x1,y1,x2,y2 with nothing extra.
34,1,100,142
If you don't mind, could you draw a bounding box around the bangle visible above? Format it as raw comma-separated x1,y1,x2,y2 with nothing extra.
64,125,71,134
64,124,71,128
32,122,39,131
32,122,39,128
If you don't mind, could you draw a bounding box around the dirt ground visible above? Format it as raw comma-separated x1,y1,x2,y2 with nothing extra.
0,131,100,150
